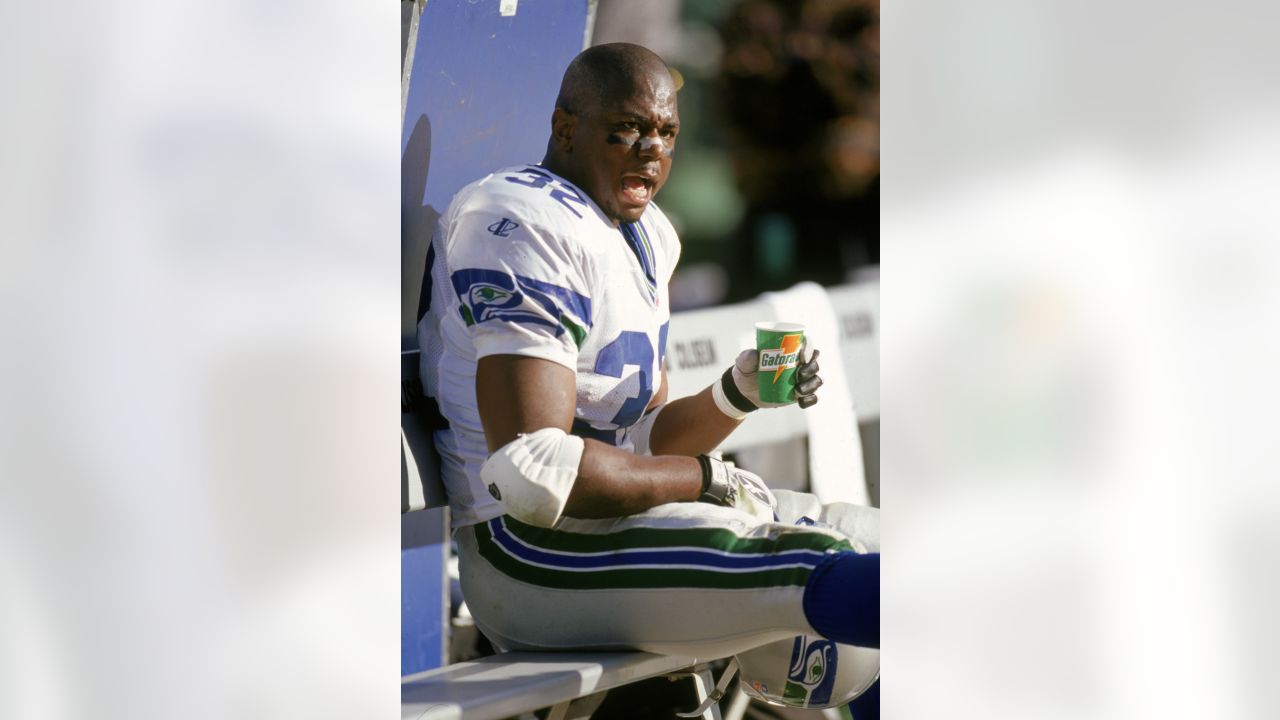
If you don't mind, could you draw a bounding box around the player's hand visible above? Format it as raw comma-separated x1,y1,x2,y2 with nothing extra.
717,341,823,415
697,456,778,523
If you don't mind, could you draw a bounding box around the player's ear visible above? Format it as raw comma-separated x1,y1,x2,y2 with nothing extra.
551,108,576,152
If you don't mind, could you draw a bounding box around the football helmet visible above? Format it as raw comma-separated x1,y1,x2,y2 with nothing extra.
737,635,879,709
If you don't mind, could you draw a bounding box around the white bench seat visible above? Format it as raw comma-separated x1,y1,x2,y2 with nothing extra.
401,651,710,720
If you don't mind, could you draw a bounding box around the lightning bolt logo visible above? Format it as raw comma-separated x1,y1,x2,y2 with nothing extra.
773,334,803,383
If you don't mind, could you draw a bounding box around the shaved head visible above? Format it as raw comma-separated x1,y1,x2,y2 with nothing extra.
543,43,681,225
555,43,676,116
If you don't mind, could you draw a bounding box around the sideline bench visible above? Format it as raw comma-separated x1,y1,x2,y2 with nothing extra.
401,652,726,720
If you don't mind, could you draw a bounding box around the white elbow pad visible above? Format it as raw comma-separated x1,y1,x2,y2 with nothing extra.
480,427,585,528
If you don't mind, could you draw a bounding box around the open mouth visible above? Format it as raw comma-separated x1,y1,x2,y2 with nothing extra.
620,175,654,206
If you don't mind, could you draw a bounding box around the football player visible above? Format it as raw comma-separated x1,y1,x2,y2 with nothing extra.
417,43,878,667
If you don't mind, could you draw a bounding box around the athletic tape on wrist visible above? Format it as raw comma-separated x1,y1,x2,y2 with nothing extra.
711,369,755,420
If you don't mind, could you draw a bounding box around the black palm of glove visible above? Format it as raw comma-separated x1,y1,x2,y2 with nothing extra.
716,341,824,417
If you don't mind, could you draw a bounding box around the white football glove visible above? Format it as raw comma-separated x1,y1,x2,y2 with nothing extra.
711,341,823,419
696,455,778,523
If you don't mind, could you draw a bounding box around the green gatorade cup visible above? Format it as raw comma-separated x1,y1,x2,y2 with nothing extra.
755,322,805,404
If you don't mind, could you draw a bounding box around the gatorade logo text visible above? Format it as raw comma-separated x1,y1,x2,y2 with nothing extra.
758,333,803,384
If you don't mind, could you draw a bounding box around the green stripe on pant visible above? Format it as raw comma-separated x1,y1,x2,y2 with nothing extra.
501,515,853,555
475,517,853,591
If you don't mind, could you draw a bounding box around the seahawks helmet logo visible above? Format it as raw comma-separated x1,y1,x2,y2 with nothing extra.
783,637,838,706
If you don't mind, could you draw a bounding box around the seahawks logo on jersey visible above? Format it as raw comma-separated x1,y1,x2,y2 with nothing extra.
466,283,521,322
451,268,593,348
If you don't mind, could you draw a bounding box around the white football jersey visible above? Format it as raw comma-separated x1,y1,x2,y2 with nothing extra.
418,164,680,527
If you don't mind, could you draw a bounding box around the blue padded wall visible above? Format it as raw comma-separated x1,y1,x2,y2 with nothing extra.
402,0,589,348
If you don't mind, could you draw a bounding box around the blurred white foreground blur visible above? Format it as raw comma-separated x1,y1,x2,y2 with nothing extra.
884,0,1280,717
0,1,399,718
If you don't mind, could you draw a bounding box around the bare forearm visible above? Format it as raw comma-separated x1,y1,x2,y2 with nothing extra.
562,439,703,519
647,385,742,456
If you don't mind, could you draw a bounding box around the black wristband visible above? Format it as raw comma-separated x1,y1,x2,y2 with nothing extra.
696,455,734,505
696,454,713,494
719,368,759,414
